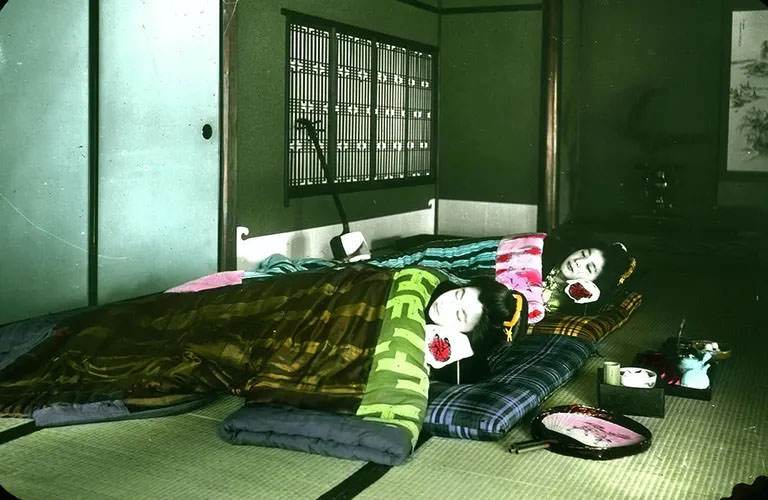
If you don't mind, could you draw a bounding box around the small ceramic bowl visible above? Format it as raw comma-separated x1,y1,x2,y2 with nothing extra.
620,367,657,389
679,339,732,361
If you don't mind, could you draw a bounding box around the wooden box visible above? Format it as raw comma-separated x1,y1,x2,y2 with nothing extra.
596,367,665,418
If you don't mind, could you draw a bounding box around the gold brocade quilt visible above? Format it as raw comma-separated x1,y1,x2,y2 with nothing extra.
0,265,441,424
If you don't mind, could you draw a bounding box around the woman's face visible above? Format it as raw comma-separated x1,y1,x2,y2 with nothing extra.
560,248,605,281
428,286,483,333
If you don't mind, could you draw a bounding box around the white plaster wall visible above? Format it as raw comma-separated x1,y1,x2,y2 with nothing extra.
437,199,537,237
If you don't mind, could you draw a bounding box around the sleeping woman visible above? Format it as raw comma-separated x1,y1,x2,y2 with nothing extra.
540,237,636,315
424,277,526,384
0,264,527,422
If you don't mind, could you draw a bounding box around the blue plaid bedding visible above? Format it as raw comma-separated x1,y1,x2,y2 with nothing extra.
423,334,594,440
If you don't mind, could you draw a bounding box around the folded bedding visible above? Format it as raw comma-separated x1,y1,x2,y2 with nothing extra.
218,404,414,466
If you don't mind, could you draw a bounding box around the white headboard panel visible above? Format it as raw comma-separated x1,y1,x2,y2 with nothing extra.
237,201,435,270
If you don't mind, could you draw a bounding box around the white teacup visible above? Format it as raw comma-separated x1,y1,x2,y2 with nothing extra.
620,367,657,389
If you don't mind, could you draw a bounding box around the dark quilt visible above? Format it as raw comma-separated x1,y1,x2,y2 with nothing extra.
0,266,433,415
0,265,379,414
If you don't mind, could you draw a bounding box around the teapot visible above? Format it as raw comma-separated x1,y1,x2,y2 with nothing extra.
678,351,712,389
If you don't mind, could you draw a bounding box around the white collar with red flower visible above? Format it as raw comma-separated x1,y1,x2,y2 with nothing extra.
425,324,474,369
564,279,601,304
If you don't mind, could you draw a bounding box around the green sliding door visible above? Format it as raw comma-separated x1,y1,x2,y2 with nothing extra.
0,0,90,325
97,0,220,303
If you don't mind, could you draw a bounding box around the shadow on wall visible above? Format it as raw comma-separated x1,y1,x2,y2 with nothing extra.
626,85,712,155
579,84,719,222
236,226,320,269
627,85,717,216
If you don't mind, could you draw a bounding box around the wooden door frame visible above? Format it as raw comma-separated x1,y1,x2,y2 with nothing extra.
87,0,234,303
219,0,238,271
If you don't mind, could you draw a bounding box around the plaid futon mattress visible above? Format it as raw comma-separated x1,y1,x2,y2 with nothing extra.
424,334,594,440
530,291,643,342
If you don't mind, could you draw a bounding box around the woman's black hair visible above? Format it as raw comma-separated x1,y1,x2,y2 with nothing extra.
427,278,527,384
592,242,634,294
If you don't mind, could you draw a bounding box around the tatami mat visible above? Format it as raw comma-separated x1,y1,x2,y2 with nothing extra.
0,418,32,432
0,396,366,500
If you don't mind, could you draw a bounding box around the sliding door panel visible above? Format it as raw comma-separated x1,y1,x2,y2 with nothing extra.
0,0,89,324
97,0,220,303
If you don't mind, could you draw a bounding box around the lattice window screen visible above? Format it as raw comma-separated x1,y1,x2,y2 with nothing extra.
406,50,433,179
337,33,372,183
287,25,330,187
286,17,436,197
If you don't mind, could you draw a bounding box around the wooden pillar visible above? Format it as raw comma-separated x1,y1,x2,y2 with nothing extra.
539,0,563,234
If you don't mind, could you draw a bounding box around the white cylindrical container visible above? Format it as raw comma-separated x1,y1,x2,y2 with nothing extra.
603,361,621,386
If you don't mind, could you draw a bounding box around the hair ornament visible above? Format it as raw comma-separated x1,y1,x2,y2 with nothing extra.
618,257,636,285
502,293,524,342
611,241,628,253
